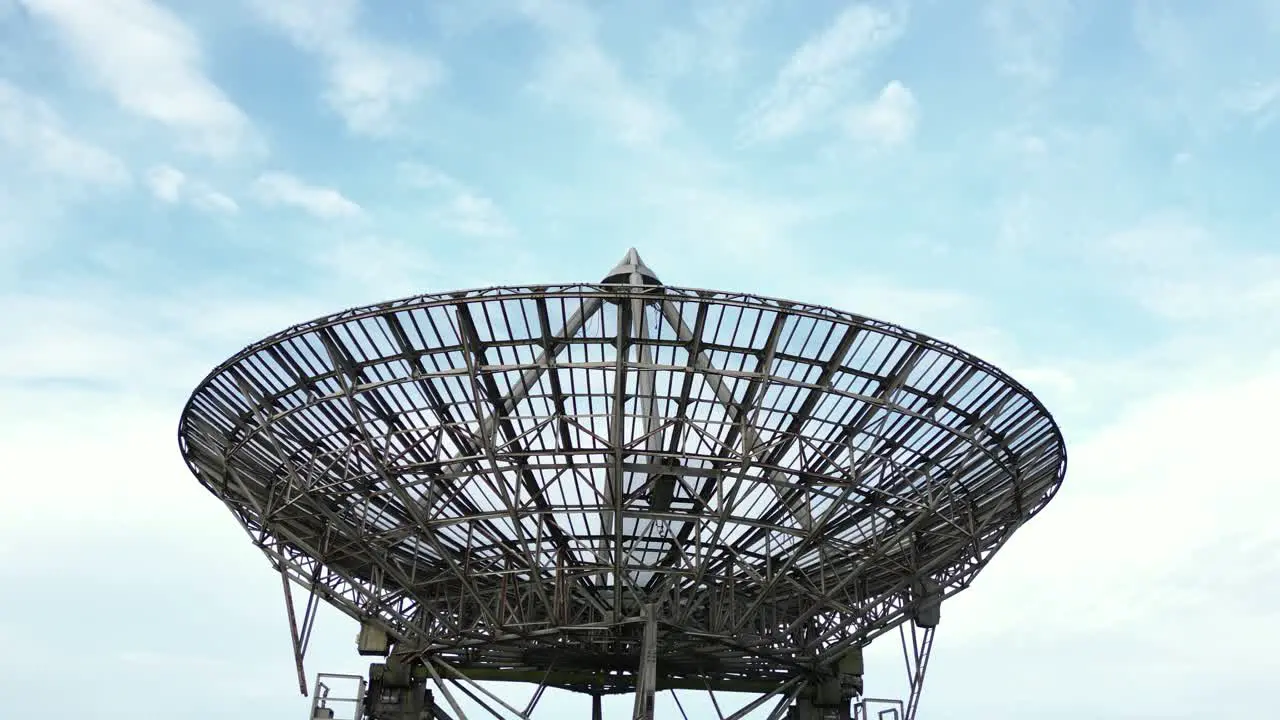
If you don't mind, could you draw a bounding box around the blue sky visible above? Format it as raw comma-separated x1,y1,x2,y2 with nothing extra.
1,0,1279,718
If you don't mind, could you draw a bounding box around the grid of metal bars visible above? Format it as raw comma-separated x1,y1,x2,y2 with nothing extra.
178,282,1066,690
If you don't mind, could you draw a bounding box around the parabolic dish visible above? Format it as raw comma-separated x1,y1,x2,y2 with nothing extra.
178,252,1066,693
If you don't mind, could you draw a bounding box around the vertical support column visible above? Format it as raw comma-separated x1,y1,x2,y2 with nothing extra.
902,579,940,720
592,693,603,720
632,603,659,720
900,622,935,720
280,568,309,697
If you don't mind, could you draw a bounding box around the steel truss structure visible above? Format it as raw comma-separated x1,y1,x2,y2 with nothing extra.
179,250,1066,718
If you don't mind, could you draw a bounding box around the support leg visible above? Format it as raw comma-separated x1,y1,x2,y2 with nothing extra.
631,603,658,720
900,621,935,720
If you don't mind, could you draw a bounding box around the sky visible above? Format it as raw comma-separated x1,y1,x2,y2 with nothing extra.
1,0,1279,718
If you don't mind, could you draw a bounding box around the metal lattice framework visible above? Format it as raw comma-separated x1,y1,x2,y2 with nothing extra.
178,250,1066,704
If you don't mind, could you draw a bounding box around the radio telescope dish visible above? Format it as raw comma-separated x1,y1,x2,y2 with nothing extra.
178,250,1066,720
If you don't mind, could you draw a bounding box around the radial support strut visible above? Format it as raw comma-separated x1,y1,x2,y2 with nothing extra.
900,620,935,720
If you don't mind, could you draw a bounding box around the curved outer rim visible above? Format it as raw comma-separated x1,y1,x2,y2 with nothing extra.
175,281,1069,661
179,281,1067,465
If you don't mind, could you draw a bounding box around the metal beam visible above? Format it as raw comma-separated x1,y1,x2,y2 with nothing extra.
631,603,659,720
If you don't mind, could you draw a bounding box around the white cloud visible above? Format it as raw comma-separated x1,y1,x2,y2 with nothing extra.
0,80,129,186
994,190,1035,249
192,189,239,215
312,235,433,298
440,193,510,237
648,28,697,81
398,163,514,238
0,294,200,403
0,282,351,554
144,165,185,203
742,2,904,142
0,391,212,544
515,1,828,264
520,0,675,147
844,80,918,147
1226,78,1280,128
251,171,362,219
247,0,441,136
942,362,1280,706
692,0,763,75
649,0,764,81
631,181,826,264
1233,79,1280,113
1129,3,1280,137
20,0,256,158
4,3,1280,716
145,164,239,214
797,243,1280,714
982,0,1074,87
1101,213,1280,325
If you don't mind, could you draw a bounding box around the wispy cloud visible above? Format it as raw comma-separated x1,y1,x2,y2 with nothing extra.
145,164,238,214
0,279,345,554
692,0,765,75
1226,78,1280,129
520,0,675,147
7,3,1280,716
311,235,434,299
844,79,918,147
144,165,184,203
19,0,256,158
952,364,1280,672
1129,2,1280,138
741,2,905,142
0,289,195,390
0,80,130,186
246,0,442,136
1102,213,1280,326
982,0,1074,88
632,181,825,264
250,171,362,219
398,163,514,238
648,0,765,81
515,0,825,259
